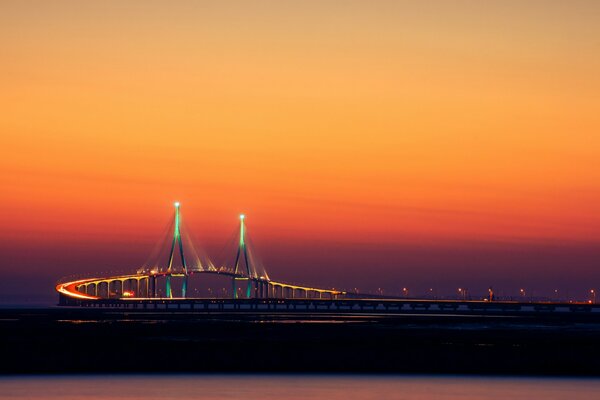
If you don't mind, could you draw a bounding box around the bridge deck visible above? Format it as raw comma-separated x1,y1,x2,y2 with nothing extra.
58,295,600,318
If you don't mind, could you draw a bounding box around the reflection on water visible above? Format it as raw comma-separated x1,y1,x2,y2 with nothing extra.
1,375,599,399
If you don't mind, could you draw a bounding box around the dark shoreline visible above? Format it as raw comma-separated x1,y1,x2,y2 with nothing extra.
2,307,600,376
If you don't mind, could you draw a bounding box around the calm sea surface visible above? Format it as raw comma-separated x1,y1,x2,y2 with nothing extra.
0,375,599,399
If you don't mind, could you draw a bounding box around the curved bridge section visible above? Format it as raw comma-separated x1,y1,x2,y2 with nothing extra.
56,270,345,304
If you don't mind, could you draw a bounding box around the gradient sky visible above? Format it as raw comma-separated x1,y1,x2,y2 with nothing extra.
1,1,599,303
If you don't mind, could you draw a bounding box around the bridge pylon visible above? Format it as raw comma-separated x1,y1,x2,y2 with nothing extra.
165,202,188,298
232,214,252,299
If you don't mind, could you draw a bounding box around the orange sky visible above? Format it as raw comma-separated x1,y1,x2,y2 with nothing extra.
1,1,599,300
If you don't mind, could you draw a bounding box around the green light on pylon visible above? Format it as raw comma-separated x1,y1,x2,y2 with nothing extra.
239,214,245,247
174,202,181,238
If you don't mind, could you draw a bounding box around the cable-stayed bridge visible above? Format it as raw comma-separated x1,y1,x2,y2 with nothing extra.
56,203,345,303
56,203,600,319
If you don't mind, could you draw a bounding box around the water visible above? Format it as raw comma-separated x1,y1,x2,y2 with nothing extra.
1,375,599,399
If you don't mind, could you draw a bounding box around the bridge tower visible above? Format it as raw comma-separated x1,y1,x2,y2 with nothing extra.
165,202,188,298
232,214,252,299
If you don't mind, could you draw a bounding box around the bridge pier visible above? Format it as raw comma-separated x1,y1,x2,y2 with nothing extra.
166,275,172,298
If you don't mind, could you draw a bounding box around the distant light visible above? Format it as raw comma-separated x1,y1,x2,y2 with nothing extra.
174,202,180,207
240,214,245,220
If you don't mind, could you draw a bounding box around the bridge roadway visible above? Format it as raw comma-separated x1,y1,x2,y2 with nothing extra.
58,294,600,318
56,271,600,317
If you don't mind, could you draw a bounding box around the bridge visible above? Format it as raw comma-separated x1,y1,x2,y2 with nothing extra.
57,203,345,305
56,203,600,316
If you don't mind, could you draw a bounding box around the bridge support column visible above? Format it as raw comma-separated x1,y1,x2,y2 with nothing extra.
166,275,172,298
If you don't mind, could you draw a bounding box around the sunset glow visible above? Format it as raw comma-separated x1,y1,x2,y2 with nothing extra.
1,1,599,301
